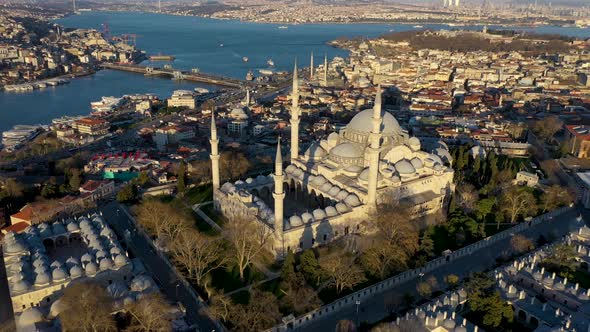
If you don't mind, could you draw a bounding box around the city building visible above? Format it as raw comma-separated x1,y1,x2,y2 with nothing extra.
167,90,197,109
72,118,109,136
154,124,196,150
79,180,115,202
212,65,455,258
565,125,590,159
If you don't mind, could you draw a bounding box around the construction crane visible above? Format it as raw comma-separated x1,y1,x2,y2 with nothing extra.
120,34,139,47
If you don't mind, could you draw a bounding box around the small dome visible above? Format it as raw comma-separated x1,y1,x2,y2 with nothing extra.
454,326,467,332
65,257,80,268
221,182,236,193
344,165,363,175
312,209,327,220
327,132,340,146
230,107,249,120
79,219,92,230
443,319,456,329
410,157,424,169
320,183,333,193
81,253,94,264
336,189,350,201
293,168,304,178
301,213,314,224
245,177,255,185
66,221,79,232
33,257,48,268
34,272,51,286
69,265,83,279
5,241,26,254
49,298,64,318
115,254,129,267
289,216,303,227
256,175,268,184
344,194,361,207
99,258,114,271
335,203,350,213
312,175,327,186
100,227,115,238
380,166,395,177
52,268,68,281
234,180,245,186
395,159,416,174
325,206,338,217
130,275,156,292
50,261,62,269
470,145,486,159
408,137,421,151
85,262,98,275
12,279,31,292
305,143,327,160
285,165,297,174
330,143,363,159
18,307,44,327
34,264,48,275
435,148,452,164
107,282,129,299
328,186,341,196
96,250,108,261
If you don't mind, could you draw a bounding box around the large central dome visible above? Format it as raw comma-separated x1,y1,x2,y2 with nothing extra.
346,109,402,136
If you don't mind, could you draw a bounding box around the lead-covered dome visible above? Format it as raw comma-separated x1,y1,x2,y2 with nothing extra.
345,109,402,136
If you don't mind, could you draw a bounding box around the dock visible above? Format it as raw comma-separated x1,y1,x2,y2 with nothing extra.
101,63,252,88
148,55,176,61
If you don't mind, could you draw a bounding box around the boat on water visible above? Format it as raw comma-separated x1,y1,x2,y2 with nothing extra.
219,43,224,47
267,59,275,67
242,57,249,62
194,88,210,94
278,26,288,29
259,69,274,76
246,70,254,81
91,96,124,112
2,125,43,151
52,115,85,125
413,25,424,28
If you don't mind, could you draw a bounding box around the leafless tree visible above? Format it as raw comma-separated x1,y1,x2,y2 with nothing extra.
320,253,366,294
170,228,227,286
372,318,426,332
219,151,251,181
124,293,174,332
223,216,272,281
59,281,116,332
135,199,192,240
2,178,23,198
456,183,478,214
541,184,573,212
510,234,535,254
500,187,536,224
335,320,357,332
534,116,563,142
228,289,282,332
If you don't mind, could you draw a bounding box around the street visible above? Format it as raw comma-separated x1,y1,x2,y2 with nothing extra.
295,207,588,331
0,250,14,331
101,201,219,332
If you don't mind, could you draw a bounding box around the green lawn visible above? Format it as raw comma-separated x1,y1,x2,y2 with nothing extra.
185,185,213,205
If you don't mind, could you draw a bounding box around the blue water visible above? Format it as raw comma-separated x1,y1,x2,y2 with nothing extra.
0,11,588,133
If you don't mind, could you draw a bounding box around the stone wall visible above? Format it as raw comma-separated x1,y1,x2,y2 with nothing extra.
267,206,573,331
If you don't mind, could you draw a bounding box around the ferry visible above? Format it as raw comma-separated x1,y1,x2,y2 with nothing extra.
219,43,224,47
259,69,274,76
242,57,249,62
52,115,85,125
267,59,275,67
278,26,289,29
194,88,210,94
413,25,424,28
91,96,124,112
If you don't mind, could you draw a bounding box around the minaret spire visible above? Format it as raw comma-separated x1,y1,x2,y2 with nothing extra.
273,137,285,257
367,86,383,207
290,59,300,161
210,111,220,192
323,53,328,87
310,52,314,80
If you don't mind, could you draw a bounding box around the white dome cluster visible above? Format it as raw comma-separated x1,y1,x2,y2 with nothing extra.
3,213,131,295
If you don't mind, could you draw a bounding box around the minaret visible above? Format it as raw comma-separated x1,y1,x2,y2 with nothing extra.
245,89,251,106
210,112,220,192
323,54,328,87
273,138,285,256
290,60,300,161
367,86,383,207
310,52,314,80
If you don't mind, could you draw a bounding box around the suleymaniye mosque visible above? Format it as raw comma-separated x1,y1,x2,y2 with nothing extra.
210,63,456,258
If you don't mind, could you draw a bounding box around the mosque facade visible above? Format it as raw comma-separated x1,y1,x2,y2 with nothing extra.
211,63,455,258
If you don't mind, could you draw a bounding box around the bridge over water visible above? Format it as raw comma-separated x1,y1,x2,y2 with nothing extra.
101,63,254,88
